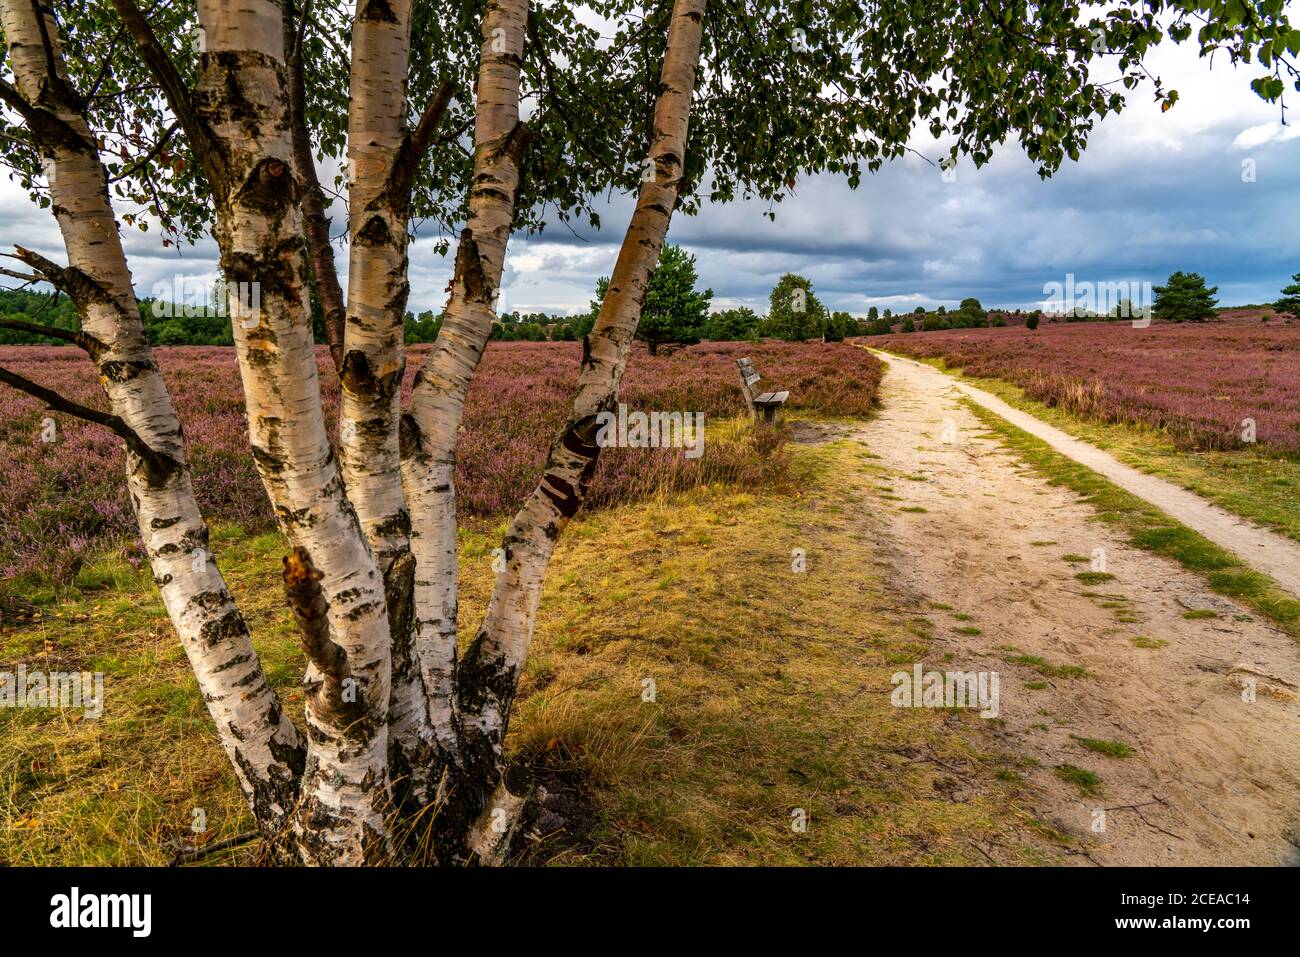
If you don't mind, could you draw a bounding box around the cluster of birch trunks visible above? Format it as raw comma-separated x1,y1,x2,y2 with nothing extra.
0,0,707,864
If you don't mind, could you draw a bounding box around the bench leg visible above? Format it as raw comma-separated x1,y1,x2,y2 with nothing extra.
763,404,778,424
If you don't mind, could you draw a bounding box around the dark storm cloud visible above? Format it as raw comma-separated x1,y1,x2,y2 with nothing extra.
4,46,1296,319
491,112,1300,315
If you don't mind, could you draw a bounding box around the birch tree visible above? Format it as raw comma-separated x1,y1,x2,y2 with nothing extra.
0,0,1293,864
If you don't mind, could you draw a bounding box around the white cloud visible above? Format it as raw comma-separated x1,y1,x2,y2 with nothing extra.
1231,121,1300,150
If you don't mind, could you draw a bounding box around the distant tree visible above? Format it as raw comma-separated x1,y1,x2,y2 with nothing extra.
867,306,879,322
767,273,827,341
921,313,951,331
936,305,946,315
952,297,986,328
1153,272,1218,322
404,309,442,344
883,308,893,320
826,310,856,341
576,285,603,340
639,244,712,353
1025,310,1041,330
865,316,892,336
913,305,925,315
899,316,916,333
1273,273,1300,321
704,306,760,341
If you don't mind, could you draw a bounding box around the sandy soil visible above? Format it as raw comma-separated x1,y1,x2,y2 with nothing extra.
869,349,1300,598
851,353,1300,865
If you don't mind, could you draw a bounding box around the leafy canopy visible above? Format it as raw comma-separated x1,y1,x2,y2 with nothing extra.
766,273,827,341
2,0,1295,252
1274,272,1300,320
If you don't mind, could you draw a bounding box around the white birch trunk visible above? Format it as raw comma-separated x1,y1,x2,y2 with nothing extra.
194,0,391,864
332,0,446,806
0,0,304,831
458,0,708,770
404,0,530,761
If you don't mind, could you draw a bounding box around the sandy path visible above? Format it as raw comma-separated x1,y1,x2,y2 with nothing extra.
851,353,1300,865
868,348,1300,599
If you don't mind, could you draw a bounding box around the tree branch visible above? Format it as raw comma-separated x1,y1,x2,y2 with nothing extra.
388,80,456,202
0,267,45,285
285,0,345,372
108,119,179,183
0,316,104,353
28,0,83,112
0,365,178,477
108,0,228,197
0,76,87,152
283,547,359,720
10,246,113,312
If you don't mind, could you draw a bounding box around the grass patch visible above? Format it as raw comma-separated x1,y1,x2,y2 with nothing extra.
1181,609,1218,620
1070,735,1133,759
961,399,1300,637
1132,636,1168,649
1003,654,1089,679
1074,571,1116,585
1053,764,1102,796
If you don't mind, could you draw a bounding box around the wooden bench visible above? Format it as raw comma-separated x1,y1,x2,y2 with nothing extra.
736,357,789,423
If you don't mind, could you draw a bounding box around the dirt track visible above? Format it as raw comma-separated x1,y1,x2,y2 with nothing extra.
852,352,1300,865
869,349,1300,599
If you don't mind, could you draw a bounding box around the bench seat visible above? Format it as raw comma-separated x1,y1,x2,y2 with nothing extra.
736,357,790,423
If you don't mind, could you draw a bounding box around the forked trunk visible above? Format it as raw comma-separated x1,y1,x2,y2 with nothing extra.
194,0,392,864
5,0,709,867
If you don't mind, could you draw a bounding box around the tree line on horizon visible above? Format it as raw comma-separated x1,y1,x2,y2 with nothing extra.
4,260,1297,349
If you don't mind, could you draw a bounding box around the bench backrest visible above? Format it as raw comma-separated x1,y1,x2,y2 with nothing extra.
736,357,761,411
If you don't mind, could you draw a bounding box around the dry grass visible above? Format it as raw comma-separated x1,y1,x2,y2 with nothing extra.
2,415,1063,866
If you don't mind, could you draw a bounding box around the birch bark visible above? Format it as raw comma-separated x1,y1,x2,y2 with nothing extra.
0,0,304,831
403,0,530,761
193,0,392,864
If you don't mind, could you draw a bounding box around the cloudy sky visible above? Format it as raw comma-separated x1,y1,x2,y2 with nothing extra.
3,34,1298,317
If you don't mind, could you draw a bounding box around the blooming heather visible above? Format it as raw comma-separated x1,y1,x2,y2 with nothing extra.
0,341,882,581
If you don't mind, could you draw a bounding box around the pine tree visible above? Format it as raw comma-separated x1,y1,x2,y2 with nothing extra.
1153,272,1219,322
1273,273,1300,321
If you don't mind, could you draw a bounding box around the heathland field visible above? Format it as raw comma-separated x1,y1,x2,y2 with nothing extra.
6,327,1300,866
0,341,882,585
